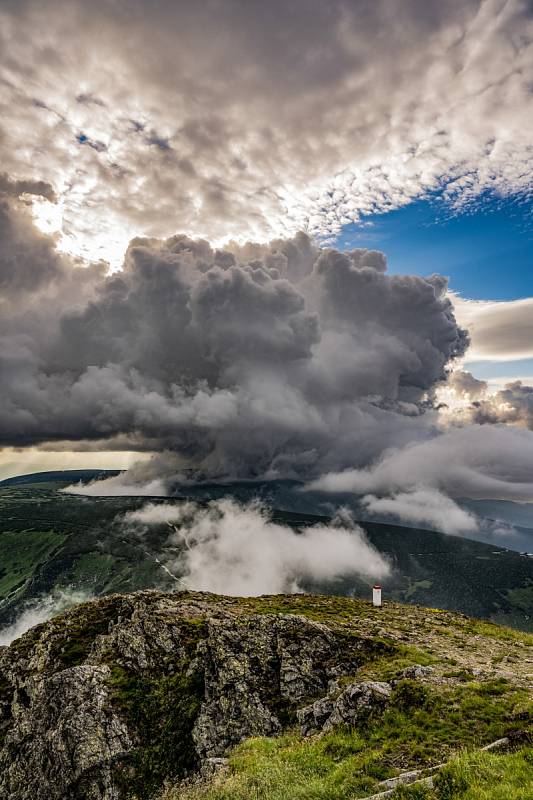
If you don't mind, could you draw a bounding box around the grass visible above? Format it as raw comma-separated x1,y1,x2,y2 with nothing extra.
0,529,65,601
162,679,531,800
391,747,533,799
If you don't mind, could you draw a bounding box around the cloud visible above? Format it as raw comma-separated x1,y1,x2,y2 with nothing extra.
472,380,533,429
0,202,468,483
310,425,533,502
361,488,478,535
437,370,533,432
123,499,390,595
0,589,93,646
0,172,57,202
453,296,533,362
0,1,531,263
445,369,488,401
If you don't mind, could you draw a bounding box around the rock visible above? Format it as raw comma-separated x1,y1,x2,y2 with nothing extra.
298,681,391,736
396,665,434,681
0,664,132,800
200,757,229,779
0,591,382,800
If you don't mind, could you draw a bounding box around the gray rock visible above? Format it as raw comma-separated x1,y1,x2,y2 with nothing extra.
396,665,434,681
298,681,391,736
0,665,132,800
0,591,380,800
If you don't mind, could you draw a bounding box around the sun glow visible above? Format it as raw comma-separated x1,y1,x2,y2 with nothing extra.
30,195,132,269
30,196,63,237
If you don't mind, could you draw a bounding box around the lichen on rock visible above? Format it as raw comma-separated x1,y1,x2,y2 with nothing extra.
0,591,392,800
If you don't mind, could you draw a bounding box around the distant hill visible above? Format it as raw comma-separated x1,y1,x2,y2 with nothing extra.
0,477,532,632
0,469,122,487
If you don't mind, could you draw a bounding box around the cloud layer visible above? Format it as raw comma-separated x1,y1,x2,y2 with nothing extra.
454,296,533,362
1,0,532,262
311,425,533,502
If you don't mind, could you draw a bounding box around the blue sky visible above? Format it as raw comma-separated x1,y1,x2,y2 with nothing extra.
336,193,532,302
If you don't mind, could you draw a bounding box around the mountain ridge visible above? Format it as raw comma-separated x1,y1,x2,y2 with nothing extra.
0,590,531,800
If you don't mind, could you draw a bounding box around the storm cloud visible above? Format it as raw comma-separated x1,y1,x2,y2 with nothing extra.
0,194,468,482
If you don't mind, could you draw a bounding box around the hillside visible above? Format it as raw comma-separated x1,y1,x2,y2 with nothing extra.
0,477,532,633
0,591,531,800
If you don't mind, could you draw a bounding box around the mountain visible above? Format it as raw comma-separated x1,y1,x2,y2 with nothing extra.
0,469,122,487
0,591,531,800
1,475,532,634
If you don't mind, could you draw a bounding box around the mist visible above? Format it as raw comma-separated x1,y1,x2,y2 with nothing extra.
123,500,390,596
0,589,93,647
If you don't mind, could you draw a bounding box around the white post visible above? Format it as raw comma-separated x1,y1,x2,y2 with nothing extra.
372,584,382,607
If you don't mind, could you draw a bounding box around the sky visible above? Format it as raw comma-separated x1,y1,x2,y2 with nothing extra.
338,192,533,384
1,0,533,534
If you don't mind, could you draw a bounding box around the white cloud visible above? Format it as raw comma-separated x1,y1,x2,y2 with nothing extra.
361,488,478,535
1,1,531,264
123,499,390,596
0,589,93,646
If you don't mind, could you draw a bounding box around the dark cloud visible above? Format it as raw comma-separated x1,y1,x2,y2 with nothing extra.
0,200,467,478
0,173,57,202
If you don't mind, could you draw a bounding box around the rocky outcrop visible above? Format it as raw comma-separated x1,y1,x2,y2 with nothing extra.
297,680,391,736
0,591,391,800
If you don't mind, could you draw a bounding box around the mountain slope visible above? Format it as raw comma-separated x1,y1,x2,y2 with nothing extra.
1,479,533,633
0,591,531,800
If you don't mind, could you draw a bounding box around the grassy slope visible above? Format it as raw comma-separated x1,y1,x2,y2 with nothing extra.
0,529,66,604
153,593,533,800
2,589,530,799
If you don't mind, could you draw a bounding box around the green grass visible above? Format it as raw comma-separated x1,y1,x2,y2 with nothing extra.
164,679,530,800
391,747,533,799
0,529,65,601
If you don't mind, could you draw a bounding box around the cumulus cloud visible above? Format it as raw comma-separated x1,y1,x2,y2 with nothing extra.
310,425,533,502
0,200,468,483
123,499,390,595
0,589,93,646
438,370,533,432
361,488,478,535
445,369,488,401
0,1,531,263
472,381,533,429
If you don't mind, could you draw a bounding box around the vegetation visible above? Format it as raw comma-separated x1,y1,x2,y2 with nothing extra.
159,676,530,800
107,618,208,799
0,529,65,602
1,478,532,631
391,748,533,799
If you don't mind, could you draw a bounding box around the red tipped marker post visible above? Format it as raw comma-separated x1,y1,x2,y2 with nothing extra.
372,584,382,607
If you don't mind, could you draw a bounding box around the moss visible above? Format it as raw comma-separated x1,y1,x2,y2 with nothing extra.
53,596,127,668
110,663,204,799
107,618,208,799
